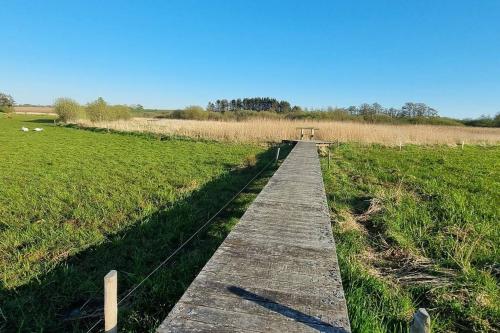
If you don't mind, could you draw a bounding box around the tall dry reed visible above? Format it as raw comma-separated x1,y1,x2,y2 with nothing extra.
75,118,500,145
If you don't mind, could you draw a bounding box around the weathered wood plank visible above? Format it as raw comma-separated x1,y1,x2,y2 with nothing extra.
157,142,350,332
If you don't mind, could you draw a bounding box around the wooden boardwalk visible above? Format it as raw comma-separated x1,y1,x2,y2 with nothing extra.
158,142,351,333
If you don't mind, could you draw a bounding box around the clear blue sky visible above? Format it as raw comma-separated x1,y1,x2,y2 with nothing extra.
1,0,499,118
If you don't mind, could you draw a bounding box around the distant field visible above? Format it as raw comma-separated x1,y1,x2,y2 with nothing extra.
14,106,55,114
322,144,499,332
75,117,500,145
0,115,280,331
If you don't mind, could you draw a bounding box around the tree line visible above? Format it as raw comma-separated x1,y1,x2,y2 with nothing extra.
207,97,300,113
344,102,438,118
207,98,439,119
53,97,132,122
462,113,500,127
2,91,499,127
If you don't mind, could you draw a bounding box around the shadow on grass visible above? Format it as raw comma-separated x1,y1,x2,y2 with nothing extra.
26,118,56,124
0,145,292,332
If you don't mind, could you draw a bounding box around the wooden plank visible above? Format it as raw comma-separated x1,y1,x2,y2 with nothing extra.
157,142,351,332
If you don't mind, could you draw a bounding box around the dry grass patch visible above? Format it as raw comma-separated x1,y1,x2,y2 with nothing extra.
14,106,55,114
75,117,500,145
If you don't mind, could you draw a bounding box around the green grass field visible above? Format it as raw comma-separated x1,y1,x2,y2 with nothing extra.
0,115,284,331
322,144,499,332
2,114,499,332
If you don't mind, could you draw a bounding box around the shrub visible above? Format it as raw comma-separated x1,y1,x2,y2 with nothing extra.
207,111,224,121
85,97,108,122
108,105,132,121
0,93,15,115
54,98,82,122
85,98,132,122
173,106,208,120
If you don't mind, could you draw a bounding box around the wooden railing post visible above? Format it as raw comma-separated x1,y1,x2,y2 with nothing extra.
104,270,118,333
275,147,280,164
410,308,430,333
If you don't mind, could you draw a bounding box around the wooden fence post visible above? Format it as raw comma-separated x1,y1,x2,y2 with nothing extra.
410,308,430,333
104,270,118,333
275,147,280,163
328,150,331,170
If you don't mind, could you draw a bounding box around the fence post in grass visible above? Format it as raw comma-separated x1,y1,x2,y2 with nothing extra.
461,140,465,149
275,147,280,164
399,141,403,151
410,308,430,333
104,270,118,333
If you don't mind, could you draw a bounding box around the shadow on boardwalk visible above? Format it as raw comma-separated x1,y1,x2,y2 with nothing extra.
0,146,291,332
228,286,349,333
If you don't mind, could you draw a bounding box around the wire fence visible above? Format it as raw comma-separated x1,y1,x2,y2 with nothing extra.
84,150,280,332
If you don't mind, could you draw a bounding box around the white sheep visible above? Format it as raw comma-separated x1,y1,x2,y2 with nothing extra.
21,127,29,132
34,128,44,132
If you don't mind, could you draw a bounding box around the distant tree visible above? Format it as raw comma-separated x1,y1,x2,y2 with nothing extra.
372,103,384,114
229,99,237,111
401,102,438,118
215,100,222,112
358,103,376,122
278,101,291,113
291,105,302,113
0,92,15,115
220,99,229,112
359,103,375,116
206,102,216,112
346,106,358,115
386,107,400,117
242,98,250,110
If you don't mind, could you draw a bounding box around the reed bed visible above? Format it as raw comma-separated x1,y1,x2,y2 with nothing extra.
75,118,500,145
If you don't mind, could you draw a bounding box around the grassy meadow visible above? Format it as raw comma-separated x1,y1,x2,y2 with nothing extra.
0,115,284,331
322,144,499,332
2,114,499,332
